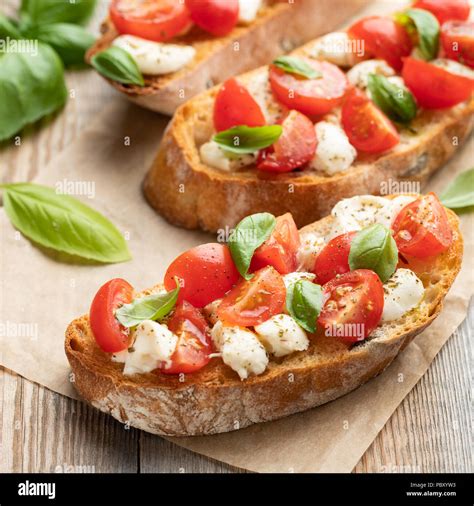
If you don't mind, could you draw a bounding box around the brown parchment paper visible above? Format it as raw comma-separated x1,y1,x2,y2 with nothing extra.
1,0,473,472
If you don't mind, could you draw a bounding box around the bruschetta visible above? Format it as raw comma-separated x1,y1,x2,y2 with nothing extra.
65,192,463,436
143,1,474,232
87,0,370,115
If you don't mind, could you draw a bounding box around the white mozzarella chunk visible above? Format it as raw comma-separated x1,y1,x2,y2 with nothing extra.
346,59,395,89
282,271,316,289
254,314,309,357
309,121,357,175
296,232,325,271
211,321,268,380
309,32,358,67
123,320,178,375
199,141,256,171
376,195,417,229
238,0,262,24
382,269,424,322
112,35,195,75
245,70,283,124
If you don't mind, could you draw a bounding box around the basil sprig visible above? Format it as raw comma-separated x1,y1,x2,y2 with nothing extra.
91,46,145,86
273,55,322,79
440,168,474,210
367,74,417,124
349,224,398,282
395,8,439,61
213,125,283,154
228,212,276,279
1,183,131,263
115,280,180,328
286,280,323,333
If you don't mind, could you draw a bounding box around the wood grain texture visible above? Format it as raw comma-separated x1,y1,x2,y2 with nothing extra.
0,0,472,474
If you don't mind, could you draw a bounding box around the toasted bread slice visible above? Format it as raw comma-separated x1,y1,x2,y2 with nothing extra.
86,0,371,115
65,203,463,436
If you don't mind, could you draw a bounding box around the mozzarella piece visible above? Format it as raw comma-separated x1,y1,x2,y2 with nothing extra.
309,121,357,175
122,320,178,375
382,269,424,322
199,141,256,171
112,35,195,75
255,314,309,357
309,32,358,67
296,232,325,271
238,0,262,24
432,58,474,79
346,59,395,89
211,321,268,380
376,195,417,229
283,271,316,289
245,70,283,124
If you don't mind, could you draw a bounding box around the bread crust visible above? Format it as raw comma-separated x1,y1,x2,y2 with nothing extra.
65,206,463,436
86,0,371,115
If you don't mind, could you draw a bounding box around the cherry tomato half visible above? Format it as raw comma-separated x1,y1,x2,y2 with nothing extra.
162,301,213,374
164,243,240,308
413,0,470,25
313,231,356,285
391,193,453,259
441,20,474,69
213,78,266,132
186,0,239,36
318,269,384,344
90,278,134,353
217,266,286,326
110,0,192,42
269,59,349,116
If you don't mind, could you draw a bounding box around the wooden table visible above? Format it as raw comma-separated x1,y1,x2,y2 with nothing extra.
1,1,472,474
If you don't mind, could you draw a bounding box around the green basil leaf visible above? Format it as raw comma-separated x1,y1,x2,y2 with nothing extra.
28,23,95,66
213,125,283,154
91,46,144,86
349,224,398,282
272,55,321,79
1,183,131,263
396,8,439,60
0,42,67,141
0,13,23,39
20,0,96,26
440,168,474,209
229,212,276,279
115,281,180,328
286,280,323,333
367,73,417,124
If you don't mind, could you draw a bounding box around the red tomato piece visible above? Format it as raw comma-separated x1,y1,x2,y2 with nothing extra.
413,0,470,25
250,213,301,274
186,0,239,36
162,301,212,374
110,0,192,42
441,20,474,68
318,269,384,344
341,88,399,154
257,110,317,172
269,59,349,116
402,57,474,109
347,16,412,71
313,231,356,285
391,193,453,259
213,78,266,132
164,243,240,308
90,278,134,353
217,266,286,326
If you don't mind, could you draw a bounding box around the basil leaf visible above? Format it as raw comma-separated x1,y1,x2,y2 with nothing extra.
1,183,131,263
396,8,439,61
273,56,321,79
0,42,67,141
20,0,96,26
213,125,283,154
91,46,144,86
229,212,276,279
0,13,23,39
349,224,398,282
29,23,95,66
440,168,474,209
367,74,417,124
115,281,180,328
286,280,323,333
